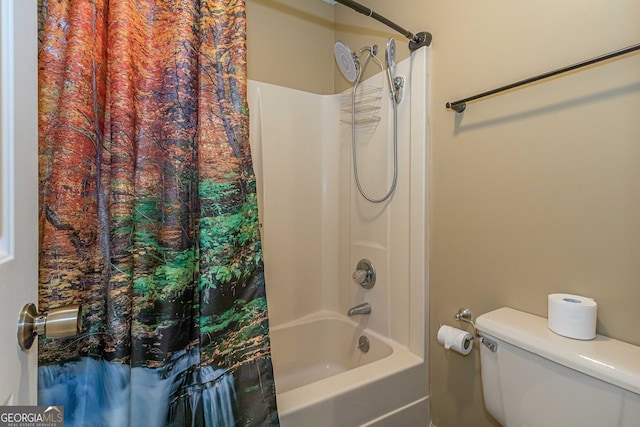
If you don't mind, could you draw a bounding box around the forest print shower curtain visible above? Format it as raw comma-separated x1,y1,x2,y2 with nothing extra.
37,0,279,426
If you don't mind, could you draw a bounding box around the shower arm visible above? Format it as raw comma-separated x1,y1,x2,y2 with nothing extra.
330,0,432,52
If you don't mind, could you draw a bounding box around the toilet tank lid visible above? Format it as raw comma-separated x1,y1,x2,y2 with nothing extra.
476,307,640,396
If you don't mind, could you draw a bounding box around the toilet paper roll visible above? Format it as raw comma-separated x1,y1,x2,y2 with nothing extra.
548,293,597,340
437,325,473,355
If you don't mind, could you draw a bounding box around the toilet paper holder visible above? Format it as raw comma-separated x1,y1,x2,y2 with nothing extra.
455,307,474,325
454,307,498,352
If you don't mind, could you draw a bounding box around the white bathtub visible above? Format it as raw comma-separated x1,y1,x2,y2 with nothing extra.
269,312,428,427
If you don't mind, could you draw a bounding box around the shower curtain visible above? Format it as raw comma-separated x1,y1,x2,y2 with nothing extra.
37,1,279,426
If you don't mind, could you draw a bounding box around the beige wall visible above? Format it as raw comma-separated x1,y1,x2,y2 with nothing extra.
248,1,640,426
246,0,335,94
430,1,640,425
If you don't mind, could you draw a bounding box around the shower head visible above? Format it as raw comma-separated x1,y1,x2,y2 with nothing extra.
334,41,358,83
385,38,396,68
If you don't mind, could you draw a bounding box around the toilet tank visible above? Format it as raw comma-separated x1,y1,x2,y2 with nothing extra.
476,307,640,427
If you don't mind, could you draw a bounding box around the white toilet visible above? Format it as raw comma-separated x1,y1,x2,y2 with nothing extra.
476,307,640,427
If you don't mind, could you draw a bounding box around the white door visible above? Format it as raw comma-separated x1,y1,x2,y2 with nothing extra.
0,0,39,405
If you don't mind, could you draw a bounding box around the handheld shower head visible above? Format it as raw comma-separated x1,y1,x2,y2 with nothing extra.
385,38,396,68
334,41,358,83
382,38,403,104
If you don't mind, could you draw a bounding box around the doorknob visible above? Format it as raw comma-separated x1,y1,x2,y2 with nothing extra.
17,303,82,351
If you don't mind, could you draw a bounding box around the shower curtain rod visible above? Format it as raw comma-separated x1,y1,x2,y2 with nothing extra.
446,42,640,113
330,0,432,52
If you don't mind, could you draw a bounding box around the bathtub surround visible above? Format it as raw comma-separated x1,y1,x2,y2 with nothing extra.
249,46,430,425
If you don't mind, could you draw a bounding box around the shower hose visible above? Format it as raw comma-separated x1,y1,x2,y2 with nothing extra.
350,51,399,203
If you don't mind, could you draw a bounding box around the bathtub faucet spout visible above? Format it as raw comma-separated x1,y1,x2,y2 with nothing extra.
347,303,372,316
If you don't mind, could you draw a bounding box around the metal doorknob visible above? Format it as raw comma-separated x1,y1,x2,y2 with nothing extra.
17,303,82,351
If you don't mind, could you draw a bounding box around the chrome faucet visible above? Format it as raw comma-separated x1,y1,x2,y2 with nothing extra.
347,302,371,316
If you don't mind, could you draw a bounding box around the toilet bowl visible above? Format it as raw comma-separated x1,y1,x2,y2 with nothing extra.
476,307,640,427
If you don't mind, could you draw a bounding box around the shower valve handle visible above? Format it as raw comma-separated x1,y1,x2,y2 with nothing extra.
353,270,369,284
352,259,376,289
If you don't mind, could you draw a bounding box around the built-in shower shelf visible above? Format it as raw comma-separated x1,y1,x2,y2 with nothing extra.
340,84,383,127
340,116,381,126
341,104,382,114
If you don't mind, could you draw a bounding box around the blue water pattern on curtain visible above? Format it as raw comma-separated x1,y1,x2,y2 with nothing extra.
38,350,236,427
